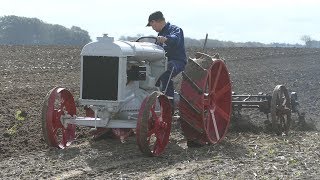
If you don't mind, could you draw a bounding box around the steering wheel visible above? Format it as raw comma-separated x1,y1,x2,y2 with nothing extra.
135,36,158,44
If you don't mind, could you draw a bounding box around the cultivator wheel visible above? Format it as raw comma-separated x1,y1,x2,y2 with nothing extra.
271,85,292,135
179,53,232,146
42,87,76,149
136,91,172,156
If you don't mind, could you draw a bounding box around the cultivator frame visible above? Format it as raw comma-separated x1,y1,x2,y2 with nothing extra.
41,36,303,157
232,85,305,134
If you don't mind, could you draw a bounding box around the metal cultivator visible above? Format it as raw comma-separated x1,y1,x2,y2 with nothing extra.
232,85,304,135
41,36,303,156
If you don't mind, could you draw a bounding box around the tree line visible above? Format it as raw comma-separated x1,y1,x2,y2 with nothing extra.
120,35,306,48
1,15,318,48
0,15,91,45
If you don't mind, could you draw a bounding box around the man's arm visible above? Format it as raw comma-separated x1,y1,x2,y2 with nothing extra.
164,27,183,47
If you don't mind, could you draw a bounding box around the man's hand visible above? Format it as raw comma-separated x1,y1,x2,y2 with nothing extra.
157,36,167,44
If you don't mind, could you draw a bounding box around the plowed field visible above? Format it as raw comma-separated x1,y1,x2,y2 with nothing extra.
0,45,319,179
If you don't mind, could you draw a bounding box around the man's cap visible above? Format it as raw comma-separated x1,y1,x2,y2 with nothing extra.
146,11,164,26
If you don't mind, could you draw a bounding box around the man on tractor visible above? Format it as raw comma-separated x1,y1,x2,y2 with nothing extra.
146,11,187,113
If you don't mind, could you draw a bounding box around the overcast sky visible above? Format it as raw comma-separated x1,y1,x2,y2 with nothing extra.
1,0,319,44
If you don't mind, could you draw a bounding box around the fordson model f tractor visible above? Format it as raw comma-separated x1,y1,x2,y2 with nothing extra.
42,35,297,156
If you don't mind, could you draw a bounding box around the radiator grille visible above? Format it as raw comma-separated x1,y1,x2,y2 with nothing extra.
82,56,119,101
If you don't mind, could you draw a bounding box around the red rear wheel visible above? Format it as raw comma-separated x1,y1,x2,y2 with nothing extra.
42,87,76,149
179,55,232,145
203,60,232,143
136,92,172,156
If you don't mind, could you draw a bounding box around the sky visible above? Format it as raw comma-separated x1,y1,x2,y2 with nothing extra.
1,0,320,44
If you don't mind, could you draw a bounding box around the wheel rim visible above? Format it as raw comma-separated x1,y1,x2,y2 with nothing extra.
203,60,232,143
42,87,76,149
136,92,172,156
271,85,292,135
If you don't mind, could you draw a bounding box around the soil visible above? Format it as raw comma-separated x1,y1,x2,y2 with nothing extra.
0,45,319,179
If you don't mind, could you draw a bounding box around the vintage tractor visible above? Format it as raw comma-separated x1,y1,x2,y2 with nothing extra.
41,35,300,156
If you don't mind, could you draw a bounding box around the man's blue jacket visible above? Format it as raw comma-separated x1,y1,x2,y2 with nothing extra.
158,22,187,65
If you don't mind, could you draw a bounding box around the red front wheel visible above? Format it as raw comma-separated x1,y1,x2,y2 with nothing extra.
42,87,76,149
136,92,172,156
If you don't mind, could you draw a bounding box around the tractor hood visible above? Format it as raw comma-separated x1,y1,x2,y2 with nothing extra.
81,35,166,61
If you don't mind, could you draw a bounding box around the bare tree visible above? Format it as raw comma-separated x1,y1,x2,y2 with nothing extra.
301,35,312,48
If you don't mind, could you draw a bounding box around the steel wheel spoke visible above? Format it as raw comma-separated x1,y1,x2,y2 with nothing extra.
215,104,230,121
208,100,230,122
282,98,287,106
204,95,210,107
215,83,231,100
151,103,156,112
53,110,63,129
151,109,159,122
209,108,220,141
205,104,221,141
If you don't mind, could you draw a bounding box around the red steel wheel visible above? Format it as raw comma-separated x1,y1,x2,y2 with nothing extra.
42,87,76,149
271,85,292,135
136,91,172,156
203,60,232,143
